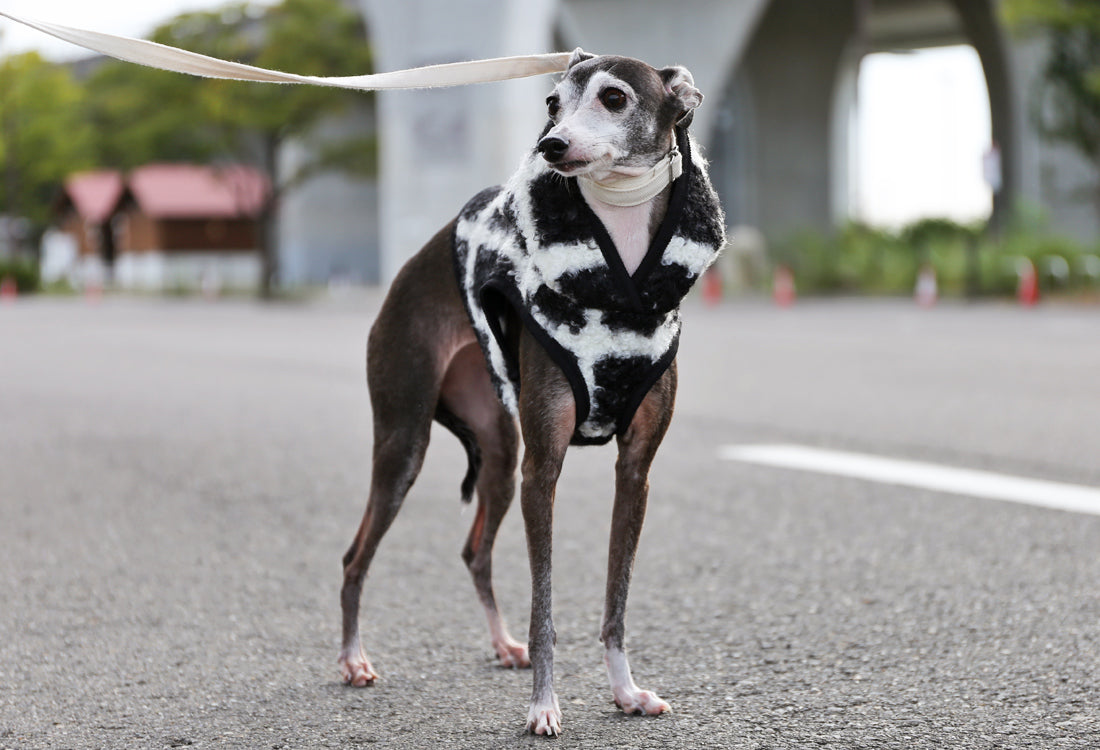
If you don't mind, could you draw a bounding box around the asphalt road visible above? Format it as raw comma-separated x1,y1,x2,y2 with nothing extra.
1,293,1098,749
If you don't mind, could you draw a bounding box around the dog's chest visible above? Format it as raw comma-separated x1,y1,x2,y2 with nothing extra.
581,199,657,276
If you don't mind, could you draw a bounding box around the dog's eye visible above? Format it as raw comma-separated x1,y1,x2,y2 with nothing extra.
599,88,628,111
546,96,560,118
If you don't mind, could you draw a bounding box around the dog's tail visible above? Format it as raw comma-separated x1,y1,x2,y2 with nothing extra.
434,406,481,503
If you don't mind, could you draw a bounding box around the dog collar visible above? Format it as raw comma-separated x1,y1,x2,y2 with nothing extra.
577,146,683,207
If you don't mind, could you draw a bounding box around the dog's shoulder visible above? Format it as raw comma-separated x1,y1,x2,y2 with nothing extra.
459,185,505,221
679,139,726,248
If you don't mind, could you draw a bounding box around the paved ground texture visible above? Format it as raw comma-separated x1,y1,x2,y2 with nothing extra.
1,294,1098,749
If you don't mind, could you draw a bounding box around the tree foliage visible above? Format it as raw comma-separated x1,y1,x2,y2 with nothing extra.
83,48,215,168
0,52,96,239
1003,0,1100,163
86,0,374,172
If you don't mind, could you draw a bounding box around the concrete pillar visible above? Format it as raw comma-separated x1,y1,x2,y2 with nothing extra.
739,0,857,238
361,0,559,283
951,0,1017,231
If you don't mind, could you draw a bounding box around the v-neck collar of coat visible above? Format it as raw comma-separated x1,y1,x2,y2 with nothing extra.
569,127,693,313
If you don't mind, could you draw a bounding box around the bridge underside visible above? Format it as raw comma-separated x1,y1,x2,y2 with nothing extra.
364,0,1091,283
714,0,1014,239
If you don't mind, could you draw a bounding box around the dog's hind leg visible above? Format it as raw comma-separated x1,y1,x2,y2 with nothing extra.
339,426,430,685
601,362,677,716
339,223,467,687
439,343,527,669
339,342,438,686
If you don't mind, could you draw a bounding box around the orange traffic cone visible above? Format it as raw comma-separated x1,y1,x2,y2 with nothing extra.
85,281,103,304
1017,258,1039,306
0,276,16,303
914,264,937,308
773,265,795,307
702,266,722,306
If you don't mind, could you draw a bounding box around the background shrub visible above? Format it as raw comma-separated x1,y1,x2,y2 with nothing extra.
0,257,40,294
768,215,1099,298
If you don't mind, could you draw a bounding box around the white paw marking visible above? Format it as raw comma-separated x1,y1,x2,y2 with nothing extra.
526,695,563,736
614,687,671,716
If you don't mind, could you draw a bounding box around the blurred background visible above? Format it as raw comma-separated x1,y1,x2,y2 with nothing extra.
0,0,1098,301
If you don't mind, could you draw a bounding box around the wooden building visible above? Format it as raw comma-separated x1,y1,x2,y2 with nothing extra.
54,170,125,265
53,164,269,290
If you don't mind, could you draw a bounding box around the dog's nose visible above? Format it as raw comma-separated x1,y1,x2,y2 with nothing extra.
537,136,569,163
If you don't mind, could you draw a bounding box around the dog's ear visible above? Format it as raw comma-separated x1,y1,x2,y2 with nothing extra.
567,48,595,69
660,65,703,127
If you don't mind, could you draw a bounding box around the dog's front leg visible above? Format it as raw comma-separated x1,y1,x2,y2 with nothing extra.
517,332,575,736
602,364,677,717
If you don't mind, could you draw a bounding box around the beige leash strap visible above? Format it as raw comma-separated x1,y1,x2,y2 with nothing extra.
0,10,571,90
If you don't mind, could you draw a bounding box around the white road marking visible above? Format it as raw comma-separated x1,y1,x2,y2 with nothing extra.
719,444,1100,517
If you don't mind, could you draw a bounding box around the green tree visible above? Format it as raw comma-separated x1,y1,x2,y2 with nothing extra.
1003,0,1100,218
84,51,216,168
0,51,95,250
86,0,375,297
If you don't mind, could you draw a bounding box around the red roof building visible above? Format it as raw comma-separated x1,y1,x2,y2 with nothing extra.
53,164,271,290
54,170,126,261
62,170,125,224
115,164,269,254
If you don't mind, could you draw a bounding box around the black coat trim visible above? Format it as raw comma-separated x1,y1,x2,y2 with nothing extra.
478,279,595,437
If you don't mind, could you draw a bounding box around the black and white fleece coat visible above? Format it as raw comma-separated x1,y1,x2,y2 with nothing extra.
452,127,725,445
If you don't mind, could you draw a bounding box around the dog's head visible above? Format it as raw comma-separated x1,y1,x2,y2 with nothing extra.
537,48,702,179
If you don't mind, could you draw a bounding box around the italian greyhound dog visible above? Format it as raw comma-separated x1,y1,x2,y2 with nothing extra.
339,49,725,736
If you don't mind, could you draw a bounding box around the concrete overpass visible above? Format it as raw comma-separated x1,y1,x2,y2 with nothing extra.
361,0,1097,283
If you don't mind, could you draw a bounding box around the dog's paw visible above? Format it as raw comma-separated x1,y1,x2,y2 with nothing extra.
494,637,531,669
613,687,671,716
526,695,562,736
338,648,380,687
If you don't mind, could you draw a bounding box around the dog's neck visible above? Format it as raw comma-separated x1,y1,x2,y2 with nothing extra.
576,146,682,207
577,145,681,275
